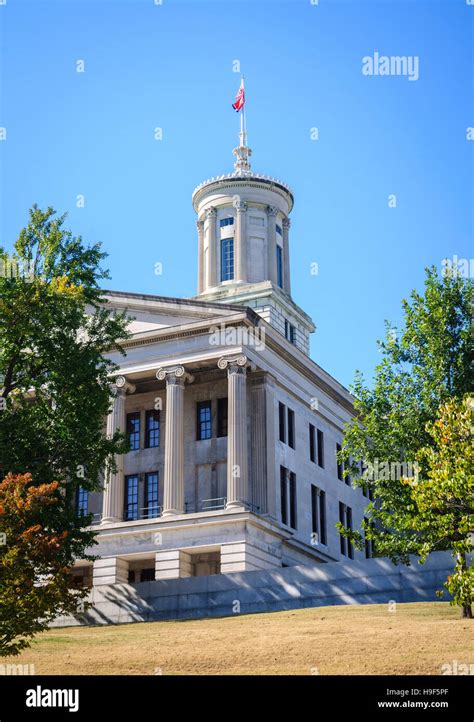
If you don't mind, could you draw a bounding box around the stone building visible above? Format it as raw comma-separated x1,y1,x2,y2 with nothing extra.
73,127,374,590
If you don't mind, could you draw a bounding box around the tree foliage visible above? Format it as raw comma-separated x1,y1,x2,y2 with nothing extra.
339,268,473,593
405,397,473,616
0,473,88,656
0,206,130,653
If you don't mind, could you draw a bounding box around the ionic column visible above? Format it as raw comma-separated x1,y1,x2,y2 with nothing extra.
266,205,278,285
282,217,291,294
102,376,136,524
218,355,249,509
205,207,217,289
196,219,205,294
233,198,248,283
156,365,194,516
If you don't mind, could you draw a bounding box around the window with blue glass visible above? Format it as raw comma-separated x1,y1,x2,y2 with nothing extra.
220,217,234,228
285,319,295,344
276,245,283,288
197,400,212,440
127,412,140,451
276,224,282,236
145,472,159,518
145,409,160,448
124,475,139,521
76,487,89,516
221,237,234,282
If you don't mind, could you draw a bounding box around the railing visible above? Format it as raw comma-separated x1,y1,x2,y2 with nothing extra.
88,500,261,525
200,496,227,511
185,498,261,514
123,505,163,522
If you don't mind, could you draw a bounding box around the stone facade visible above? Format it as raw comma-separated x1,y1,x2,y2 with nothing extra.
75,132,376,597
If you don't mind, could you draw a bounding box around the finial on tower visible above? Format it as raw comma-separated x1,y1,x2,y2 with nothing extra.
231,76,252,175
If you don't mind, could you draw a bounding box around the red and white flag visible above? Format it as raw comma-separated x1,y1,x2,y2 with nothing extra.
232,78,245,112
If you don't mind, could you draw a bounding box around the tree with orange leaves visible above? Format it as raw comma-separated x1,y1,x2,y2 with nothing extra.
0,473,91,656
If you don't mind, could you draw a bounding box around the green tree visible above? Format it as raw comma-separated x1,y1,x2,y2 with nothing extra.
0,206,130,653
338,267,473,569
404,397,473,617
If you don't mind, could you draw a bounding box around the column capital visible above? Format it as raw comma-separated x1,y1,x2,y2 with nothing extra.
217,354,255,373
196,219,204,231
267,205,278,217
233,197,248,212
205,206,217,219
115,375,136,394
282,216,291,229
156,365,194,384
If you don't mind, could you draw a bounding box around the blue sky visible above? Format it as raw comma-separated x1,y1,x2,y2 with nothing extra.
0,0,472,389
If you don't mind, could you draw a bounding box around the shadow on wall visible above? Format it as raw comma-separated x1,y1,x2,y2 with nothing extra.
56,552,454,628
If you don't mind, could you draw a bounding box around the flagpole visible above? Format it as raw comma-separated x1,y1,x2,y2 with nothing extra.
241,75,246,146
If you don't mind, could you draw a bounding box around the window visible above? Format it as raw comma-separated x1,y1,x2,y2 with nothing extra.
280,466,287,526
364,518,374,559
217,397,228,437
124,475,139,521
220,217,234,228
287,408,295,449
281,466,297,530
345,466,351,486
317,429,324,468
276,224,282,236
311,486,327,545
339,503,354,558
279,403,294,448
76,487,89,516
339,502,345,555
276,245,283,288
141,568,155,582
284,320,295,344
197,401,212,440
145,409,160,448
347,506,354,559
279,402,286,443
127,412,141,451
336,443,343,480
309,424,316,463
221,237,234,281
145,472,159,518
289,471,297,529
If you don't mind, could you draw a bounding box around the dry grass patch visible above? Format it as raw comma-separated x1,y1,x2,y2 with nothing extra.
6,602,473,675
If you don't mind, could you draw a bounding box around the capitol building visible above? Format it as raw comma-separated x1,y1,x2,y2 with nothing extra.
73,123,374,591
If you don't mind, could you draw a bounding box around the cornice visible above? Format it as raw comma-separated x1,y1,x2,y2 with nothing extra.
192,173,294,212
109,309,354,415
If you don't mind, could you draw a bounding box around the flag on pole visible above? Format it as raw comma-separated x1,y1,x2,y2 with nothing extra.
232,78,245,112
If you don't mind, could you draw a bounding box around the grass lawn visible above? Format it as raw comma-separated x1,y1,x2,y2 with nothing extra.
6,602,472,675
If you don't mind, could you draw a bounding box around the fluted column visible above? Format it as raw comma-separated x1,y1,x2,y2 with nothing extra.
196,219,204,294
267,205,278,285
233,198,248,283
156,365,194,516
205,207,217,289
282,217,291,294
102,376,136,524
218,355,249,509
